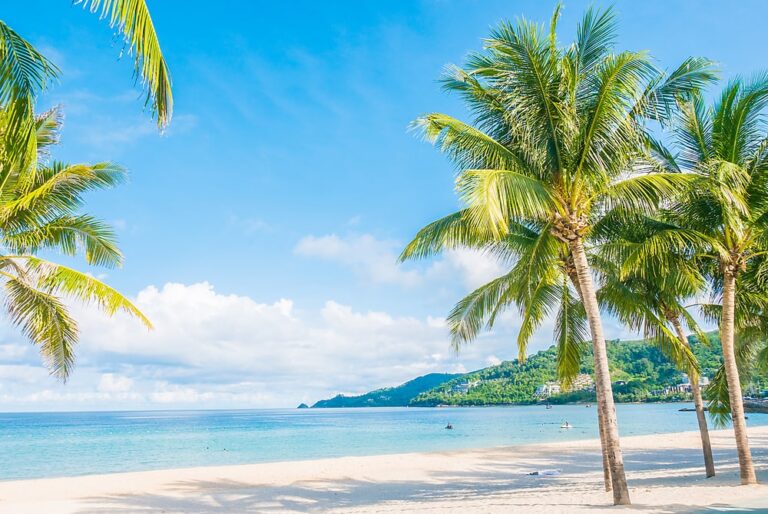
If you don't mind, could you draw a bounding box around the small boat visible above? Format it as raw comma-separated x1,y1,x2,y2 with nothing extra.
545,404,552,409
560,422,572,429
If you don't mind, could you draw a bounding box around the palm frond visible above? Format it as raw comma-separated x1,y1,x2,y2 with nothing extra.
3,215,122,268
14,256,151,328
0,20,59,168
599,173,696,214
3,276,77,380
413,113,528,173
0,162,125,226
456,168,553,235
75,0,172,128
447,270,517,349
555,279,588,388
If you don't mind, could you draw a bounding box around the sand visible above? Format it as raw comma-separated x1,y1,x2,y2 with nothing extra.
1,425,767,513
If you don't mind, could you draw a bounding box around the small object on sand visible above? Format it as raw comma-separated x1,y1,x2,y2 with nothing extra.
528,469,562,476
445,423,454,430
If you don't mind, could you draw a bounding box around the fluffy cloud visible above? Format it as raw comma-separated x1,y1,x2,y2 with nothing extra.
0,234,647,411
425,247,507,291
0,282,522,411
295,234,421,286
97,373,134,393
294,233,506,291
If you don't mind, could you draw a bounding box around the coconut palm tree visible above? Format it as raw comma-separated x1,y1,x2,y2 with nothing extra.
400,6,716,504
596,216,715,477
0,106,150,379
627,80,768,484
402,213,617,487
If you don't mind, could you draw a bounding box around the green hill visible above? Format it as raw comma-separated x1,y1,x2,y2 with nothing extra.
410,334,729,406
312,333,767,408
312,372,462,408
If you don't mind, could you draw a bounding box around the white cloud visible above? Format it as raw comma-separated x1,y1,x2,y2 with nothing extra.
0,281,530,410
294,233,506,292
97,373,133,393
486,355,502,366
295,234,421,286
0,276,648,411
425,247,507,291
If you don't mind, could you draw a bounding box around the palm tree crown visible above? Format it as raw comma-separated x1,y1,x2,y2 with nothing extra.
0,107,150,380
635,77,768,484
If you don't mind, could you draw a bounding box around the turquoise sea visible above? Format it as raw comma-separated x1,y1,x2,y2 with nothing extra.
2,404,766,481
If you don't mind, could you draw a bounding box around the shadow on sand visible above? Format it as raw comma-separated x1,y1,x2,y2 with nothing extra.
75,435,768,513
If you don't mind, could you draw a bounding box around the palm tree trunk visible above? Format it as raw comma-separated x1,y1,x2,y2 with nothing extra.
568,272,612,491
671,318,715,478
596,404,612,491
570,238,630,505
721,271,757,484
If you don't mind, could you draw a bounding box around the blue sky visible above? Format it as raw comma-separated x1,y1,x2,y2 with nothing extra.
1,1,767,410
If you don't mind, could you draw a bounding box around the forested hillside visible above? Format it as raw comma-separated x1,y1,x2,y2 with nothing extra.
410,334,758,406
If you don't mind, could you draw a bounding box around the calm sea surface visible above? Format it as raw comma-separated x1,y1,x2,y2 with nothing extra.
2,404,766,481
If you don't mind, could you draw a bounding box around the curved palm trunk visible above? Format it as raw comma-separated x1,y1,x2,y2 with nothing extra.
568,272,612,491
671,318,715,478
570,239,630,505
721,272,757,484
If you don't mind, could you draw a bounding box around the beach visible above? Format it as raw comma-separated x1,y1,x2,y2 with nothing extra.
1,425,766,513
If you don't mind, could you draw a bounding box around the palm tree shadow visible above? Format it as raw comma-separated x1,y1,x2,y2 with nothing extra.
73,441,767,513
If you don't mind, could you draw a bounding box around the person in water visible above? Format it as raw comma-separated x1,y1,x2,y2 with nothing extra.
445,423,453,430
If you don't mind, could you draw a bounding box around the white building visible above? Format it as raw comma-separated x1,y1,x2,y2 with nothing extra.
535,382,561,398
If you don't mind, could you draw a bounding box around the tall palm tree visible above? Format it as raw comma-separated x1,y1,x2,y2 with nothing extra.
401,6,716,504
596,216,715,477
630,80,768,484
0,106,151,379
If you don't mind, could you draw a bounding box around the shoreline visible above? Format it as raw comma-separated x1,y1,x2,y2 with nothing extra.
1,426,766,513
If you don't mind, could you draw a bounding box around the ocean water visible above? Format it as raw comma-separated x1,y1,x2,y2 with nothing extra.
2,404,766,481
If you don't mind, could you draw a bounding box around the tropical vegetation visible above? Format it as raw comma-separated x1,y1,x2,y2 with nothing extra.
410,335,732,406
400,5,720,504
0,0,171,379
311,334,768,408
630,78,768,485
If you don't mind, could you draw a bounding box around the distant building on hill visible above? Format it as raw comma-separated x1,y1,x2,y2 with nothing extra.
661,374,710,395
535,373,594,399
535,382,561,398
451,380,480,394
569,373,595,392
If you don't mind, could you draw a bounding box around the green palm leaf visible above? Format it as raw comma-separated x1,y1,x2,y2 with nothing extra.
3,276,77,380
75,0,172,128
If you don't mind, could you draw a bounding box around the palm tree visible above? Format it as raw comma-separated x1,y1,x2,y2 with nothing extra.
630,80,768,484
0,106,151,379
596,216,715,477
401,6,716,504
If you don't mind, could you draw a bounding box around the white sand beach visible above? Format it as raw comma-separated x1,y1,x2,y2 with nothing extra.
1,425,766,513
